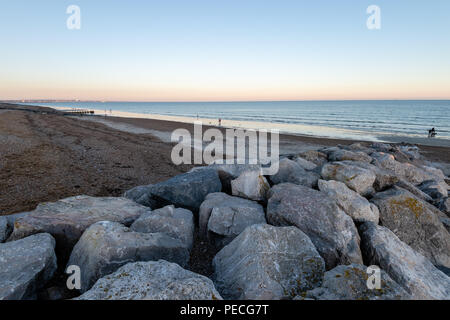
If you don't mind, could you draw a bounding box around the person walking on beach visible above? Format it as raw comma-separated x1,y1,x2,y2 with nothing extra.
218,118,222,127
428,127,436,138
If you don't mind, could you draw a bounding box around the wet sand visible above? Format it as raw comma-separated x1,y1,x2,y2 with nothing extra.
92,112,450,163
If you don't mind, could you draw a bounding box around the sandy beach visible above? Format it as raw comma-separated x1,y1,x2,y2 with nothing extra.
1,102,449,217
1,103,450,297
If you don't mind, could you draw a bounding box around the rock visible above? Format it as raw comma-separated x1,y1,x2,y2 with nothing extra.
441,217,450,233
76,260,222,300
213,224,325,300
351,161,399,191
371,152,433,185
397,145,421,160
231,170,270,201
395,180,434,202
392,150,414,163
270,158,319,188
320,146,341,156
360,222,450,300
295,157,317,171
0,233,57,300
131,205,194,250
267,183,363,269
338,160,398,192
4,211,33,230
371,187,450,268
321,162,376,196
370,142,393,153
298,150,328,166
147,168,222,212
328,149,372,163
67,221,190,292
318,180,379,224
206,163,261,192
346,142,375,154
439,197,450,215
198,193,265,238
304,264,410,300
418,180,448,200
421,165,446,181
207,204,266,248
0,216,10,243
123,185,156,208
427,161,450,177
8,196,149,259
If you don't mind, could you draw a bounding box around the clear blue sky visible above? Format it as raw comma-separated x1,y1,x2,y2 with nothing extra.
1,0,449,101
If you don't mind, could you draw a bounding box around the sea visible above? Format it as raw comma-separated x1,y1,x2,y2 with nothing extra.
26,100,450,145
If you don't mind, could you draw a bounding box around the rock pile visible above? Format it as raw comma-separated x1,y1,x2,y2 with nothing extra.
1,142,449,300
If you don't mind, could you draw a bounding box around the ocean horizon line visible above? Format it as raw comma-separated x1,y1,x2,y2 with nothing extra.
5,98,450,104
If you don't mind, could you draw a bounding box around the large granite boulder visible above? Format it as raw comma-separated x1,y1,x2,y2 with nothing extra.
267,183,363,269
345,142,376,154
8,196,149,259
397,145,421,160
328,149,372,163
439,197,450,215
0,233,57,300
231,170,270,201
371,152,435,185
295,157,318,171
426,161,450,177
421,165,446,181
360,222,450,300
0,216,10,243
67,221,189,293
371,187,450,268
76,260,222,300
418,180,448,200
321,162,376,196
131,205,194,250
203,163,261,193
198,193,265,238
340,160,399,191
395,180,433,202
298,150,328,166
213,224,325,300
270,158,319,188
304,264,410,300
146,168,222,212
123,185,156,208
370,142,393,153
318,180,379,224
207,204,266,248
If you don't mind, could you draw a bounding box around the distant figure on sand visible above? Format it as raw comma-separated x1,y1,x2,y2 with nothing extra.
428,127,436,138
218,118,222,126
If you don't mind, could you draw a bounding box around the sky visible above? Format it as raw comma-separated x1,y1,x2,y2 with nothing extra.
0,0,449,101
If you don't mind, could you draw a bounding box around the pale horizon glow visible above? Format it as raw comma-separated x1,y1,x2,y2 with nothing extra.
1,0,450,102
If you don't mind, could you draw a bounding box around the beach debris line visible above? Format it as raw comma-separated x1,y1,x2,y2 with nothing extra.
1,141,449,300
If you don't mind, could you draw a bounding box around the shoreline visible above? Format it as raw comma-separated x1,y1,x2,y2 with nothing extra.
47,105,450,148
2,103,450,162
67,108,450,163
